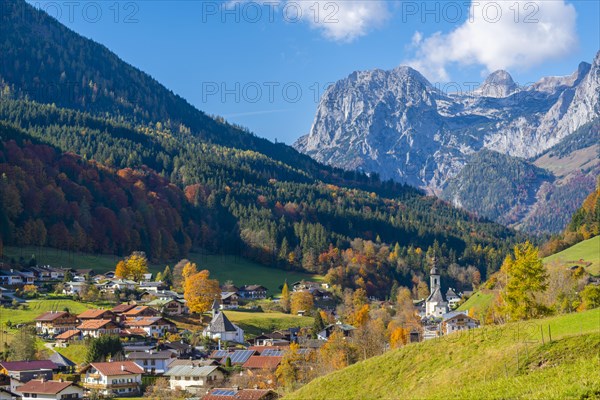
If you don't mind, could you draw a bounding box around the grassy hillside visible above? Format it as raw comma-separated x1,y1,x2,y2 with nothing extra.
456,290,495,319
286,309,600,400
2,246,319,295
543,236,600,276
224,310,313,336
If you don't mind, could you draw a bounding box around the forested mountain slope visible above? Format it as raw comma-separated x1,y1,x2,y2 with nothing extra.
0,0,527,298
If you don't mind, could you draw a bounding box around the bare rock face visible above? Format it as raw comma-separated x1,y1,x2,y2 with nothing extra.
295,52,600,192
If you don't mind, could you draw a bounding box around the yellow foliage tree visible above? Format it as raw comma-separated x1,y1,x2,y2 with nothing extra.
389,326,408,349
115,260,128,279
182,262,198,281
352,304,370,327
281,281,290,313
184,270,220,314
290,291,314,315
116,252,149,281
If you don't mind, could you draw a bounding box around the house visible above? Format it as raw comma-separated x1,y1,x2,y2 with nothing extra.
203,304,244,343
147,299,188,316
123,306,159,319
34,311,78,335
242,356,282,371
317,322,356,341
62,282,87,296
204,388,277,400
442,312,480,335
81,361,143,397
160,341,196,358
74,269,96,279
126,350,176,375
125,317,177,337
292,281,321,292
77,309,115,321
238,285,267,300
0,361,58,393
77,320,120,338
0,270,34,286
14,380,83,400
110,304,137,323
165,364,225,394
138,281,166,293
425,262,448,317
152,290,183,301
253,332,289,347
445,288,461,309
220,292,239,309
54,330,82,343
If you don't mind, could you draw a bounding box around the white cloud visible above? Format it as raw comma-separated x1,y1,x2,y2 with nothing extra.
406,1,578,81
296,1,391,42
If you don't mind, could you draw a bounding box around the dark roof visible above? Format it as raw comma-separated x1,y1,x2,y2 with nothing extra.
35,311,70,322
49,352,76,368
240,285,267,291
208,312,237,333
426,288,446,304
111,303,137,314
0,360,58,372
16,380,74,394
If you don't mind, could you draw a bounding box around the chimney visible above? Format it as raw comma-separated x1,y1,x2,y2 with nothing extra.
121,365,125,371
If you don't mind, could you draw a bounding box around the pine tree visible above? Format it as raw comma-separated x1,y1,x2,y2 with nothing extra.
312,310,325,338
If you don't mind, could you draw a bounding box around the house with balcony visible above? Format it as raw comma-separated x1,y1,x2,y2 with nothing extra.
147,299,187,316
124,317,176,338
125,350,176,375
81,361,143,397
77,309,115,322
0,361,58,393
34,311,79,336
77,320,120,338
165,364,225,394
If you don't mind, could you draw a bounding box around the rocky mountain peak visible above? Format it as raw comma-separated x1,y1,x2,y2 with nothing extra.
475,70,519,97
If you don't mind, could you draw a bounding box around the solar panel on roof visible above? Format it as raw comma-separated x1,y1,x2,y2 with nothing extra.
212,389,236,396
262,349,284,356
211,350,229,358
227,350,254,364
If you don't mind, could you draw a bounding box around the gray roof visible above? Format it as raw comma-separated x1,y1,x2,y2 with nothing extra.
49,352,76,368
165,365,219,377
207,312,237,333
126,351,174,360
446,288,459,298
426,288,446,304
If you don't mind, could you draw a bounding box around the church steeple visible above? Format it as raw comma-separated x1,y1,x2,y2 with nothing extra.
430,257,440,291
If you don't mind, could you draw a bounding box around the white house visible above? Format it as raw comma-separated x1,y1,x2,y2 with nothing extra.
126,350,176,375
15,379,83,400
82,361,143,397
125,317,177,338
425,262,448,317
203,302,244,343
446,288,461,309
442,312,480,335
165,365,225,394
77,319,120,338
62,282,87,296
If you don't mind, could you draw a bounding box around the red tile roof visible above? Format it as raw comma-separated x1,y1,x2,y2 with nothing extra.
78,309,113,319
35,311,70,322
111,304,136,314
242,356,283,370
55,330,81,340
16,380,74,394
77,319,117,330
0,360,58,372
123,306,157,316
88,361,144,376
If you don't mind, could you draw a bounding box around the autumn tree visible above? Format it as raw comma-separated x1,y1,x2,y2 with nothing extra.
172,259,190,291
115,252,149,281
319,331,357,373
184,269,220,314
281,281,290,313
500,242,549,320
291,291,314,315
276,343,302,391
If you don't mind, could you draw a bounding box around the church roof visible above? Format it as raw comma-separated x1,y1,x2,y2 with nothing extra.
426,287,446,304
207,311,238,333
446,288,459,298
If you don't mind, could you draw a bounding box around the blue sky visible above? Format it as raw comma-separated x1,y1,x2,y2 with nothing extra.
29,1,599,144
